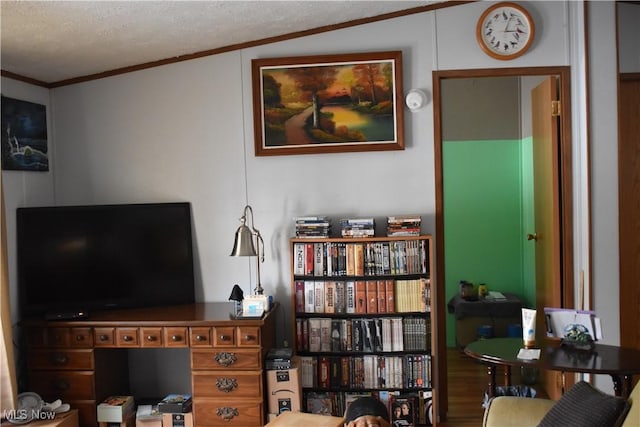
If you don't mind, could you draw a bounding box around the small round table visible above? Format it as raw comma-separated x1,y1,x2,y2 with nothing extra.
464,337,640,398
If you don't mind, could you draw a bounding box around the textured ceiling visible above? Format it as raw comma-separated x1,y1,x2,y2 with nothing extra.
1,1,443,85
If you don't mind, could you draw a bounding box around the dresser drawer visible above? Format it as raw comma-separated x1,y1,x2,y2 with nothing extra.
94,327,115,347
164,327,188,347
141,327,163,347
213,326,236,347
28,349,94,370
30,371,95,400
192,370,262,398
190,327,212,347
237,326,261,347
193,398,262,426
116,327,139,347
191,349,261,370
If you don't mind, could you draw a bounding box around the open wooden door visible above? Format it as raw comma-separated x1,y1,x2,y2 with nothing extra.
531,76,571,400
618,74,640,357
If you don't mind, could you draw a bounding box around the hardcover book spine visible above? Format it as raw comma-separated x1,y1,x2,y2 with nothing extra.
324,281,335,313
314,282,324,313
314,243,325,276
295,281,305,313
294,243,305,275
345,281,356,314
334,281,345,314
305,281,315,313
377,279,387,313
365,280,378,314
355,281,367,314
305,243,314,275
320,318,331,352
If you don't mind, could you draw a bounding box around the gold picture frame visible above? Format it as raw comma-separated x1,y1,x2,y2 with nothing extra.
252,51,404,156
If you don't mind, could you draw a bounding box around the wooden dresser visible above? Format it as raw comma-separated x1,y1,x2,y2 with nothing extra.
22,303,276,427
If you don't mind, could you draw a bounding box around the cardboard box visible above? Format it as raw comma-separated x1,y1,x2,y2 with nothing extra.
97,396,135,423
267,356,302,415
1,410,79,427
99,410,135,427
157,394,192,414
161,413,193,427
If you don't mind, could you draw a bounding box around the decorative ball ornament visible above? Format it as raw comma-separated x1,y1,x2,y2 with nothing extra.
476,2,535,60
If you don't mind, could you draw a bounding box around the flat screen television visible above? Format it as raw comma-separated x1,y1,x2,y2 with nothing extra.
17,202,195,319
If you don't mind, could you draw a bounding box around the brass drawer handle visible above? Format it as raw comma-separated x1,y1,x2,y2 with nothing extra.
122,335,133,342
75,335,84,342
146,335,157,342
219,335,231,341
214,352,237,367
50,352,68,365
171,335,182,342
244,334,255,341
99,335,110,342
216,378,238,393
216,407,238,421
195,335,206,342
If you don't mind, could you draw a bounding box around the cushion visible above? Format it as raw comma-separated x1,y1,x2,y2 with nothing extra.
538,381,630,427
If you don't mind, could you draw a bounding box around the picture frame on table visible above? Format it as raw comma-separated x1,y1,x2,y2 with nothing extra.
251,51,404,156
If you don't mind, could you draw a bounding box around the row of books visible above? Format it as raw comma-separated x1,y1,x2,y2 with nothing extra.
340,218,375,237
296,317,431,353
295,279,431,315
295,216,331,238
293,240,428,277
387,215,422,237
299,354,432,390
304,390,433,426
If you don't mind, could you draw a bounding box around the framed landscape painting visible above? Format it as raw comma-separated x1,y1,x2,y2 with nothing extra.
252,51,404,156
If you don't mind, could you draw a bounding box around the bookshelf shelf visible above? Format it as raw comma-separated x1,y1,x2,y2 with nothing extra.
289,235,442,426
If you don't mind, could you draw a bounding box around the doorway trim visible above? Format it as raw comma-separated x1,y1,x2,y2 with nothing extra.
432,66,575,412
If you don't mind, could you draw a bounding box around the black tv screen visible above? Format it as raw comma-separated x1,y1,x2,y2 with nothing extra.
17,202,195,319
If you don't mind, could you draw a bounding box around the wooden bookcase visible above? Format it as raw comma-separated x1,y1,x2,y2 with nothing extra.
289,235,443,426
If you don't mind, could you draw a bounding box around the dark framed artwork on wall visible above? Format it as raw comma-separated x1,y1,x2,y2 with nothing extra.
251,51,404,156
1,96,49,171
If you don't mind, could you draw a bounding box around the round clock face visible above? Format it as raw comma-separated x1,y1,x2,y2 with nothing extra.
476,2,535,60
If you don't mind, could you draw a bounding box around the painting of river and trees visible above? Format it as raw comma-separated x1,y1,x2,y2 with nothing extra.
252,51,404,156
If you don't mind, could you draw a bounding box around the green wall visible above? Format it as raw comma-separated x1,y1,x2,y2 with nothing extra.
443,139,535,347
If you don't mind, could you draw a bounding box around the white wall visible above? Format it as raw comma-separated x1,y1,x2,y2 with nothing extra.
2,1,622,395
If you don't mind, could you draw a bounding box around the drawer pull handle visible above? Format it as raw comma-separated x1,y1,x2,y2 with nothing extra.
195,335,206,342
146,335,157,341
53,379,70,391
244,335,255,341
216,407,238,421
51,352,68,365
219,335,231,341
216,378,238,393
123,335,133,342
214,352,237,367
171,335,182,342
75,335,84,341
99,335,110,342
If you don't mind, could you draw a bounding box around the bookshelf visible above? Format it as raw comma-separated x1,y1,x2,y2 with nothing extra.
289,235,442,426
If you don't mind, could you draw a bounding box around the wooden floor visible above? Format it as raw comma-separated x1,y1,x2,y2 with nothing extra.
438,348,548,427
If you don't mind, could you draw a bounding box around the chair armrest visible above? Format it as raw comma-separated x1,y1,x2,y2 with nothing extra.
483,396,556,427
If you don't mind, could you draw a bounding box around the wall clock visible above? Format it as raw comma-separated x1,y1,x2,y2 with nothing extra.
476,2,535,60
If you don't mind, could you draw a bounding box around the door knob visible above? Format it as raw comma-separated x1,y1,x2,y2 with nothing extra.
527,233,538,241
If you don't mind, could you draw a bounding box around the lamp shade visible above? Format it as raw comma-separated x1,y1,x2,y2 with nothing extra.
230,224,257,257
